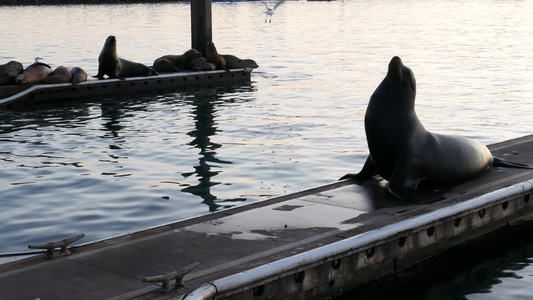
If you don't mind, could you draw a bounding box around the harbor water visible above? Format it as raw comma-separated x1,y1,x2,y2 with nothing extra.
1,0,533,298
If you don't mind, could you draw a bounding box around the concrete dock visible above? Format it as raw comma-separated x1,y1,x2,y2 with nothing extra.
1,135,533,299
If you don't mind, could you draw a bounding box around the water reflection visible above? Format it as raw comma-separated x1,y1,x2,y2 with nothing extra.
181,86,252,211
100,100,126,140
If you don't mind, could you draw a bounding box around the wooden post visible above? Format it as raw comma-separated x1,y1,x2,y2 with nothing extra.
191,0,212,58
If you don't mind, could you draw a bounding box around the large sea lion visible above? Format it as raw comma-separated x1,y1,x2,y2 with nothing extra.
340,56,531,203
0,61,23,85
44,66,72,84
95,35,157,79
221,54,259,69
153,49,202,73
206,42,226,70
15,58,52,85
189,57,216,71
71,67,88,84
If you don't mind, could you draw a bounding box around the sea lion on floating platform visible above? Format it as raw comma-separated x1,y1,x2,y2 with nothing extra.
71,67,88,84
340,56,531,203
206,42,226,70
15,58,52,85
189,57,216,71
0,61,23,85
44,66,73,84
153,49,202,73
221,55,258,69
95,35,157,79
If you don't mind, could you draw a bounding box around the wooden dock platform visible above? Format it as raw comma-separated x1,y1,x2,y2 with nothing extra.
1,135,533,299
0,68,252,109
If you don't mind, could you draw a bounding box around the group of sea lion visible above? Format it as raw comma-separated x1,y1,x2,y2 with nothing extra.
0,35,259,86
96,35,259,79
152,41,259,73
0,58,88,86
341,56,532,203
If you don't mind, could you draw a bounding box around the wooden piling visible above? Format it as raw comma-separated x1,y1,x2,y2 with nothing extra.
191,0,213,58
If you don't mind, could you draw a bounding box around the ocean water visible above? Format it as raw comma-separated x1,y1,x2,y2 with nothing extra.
0,0,532,298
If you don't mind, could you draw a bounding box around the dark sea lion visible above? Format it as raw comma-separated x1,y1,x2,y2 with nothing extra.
95,35,157,79
95,35,120,78
71,67,88,84
44,66,73,84
189,57,216,71
153,49,202,73
15,59,53,85
119,57,158,78
221,54,259,69
0,61,23,85
340,56,531,203
206,42,226,70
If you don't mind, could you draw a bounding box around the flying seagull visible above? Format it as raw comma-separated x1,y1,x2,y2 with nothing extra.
263,0,286,23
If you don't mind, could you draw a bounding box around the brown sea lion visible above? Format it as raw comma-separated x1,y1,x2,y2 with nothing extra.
340,56,532,203
153,49,202,73
221,55,259,69
189,57,216,71
0,61,23,85
44,66,73,84
206,42,226,70
95,35,157,79
71,67,88,84
15,58,52,85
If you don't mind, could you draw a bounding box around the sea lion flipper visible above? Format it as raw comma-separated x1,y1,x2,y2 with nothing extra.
388,162,421,203
94,68,105,79
339,156,377,182
493,157,533,169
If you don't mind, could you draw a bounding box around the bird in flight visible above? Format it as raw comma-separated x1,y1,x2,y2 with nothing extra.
263,0,286,23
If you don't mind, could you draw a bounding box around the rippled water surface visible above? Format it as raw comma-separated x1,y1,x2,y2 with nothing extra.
1,0,533,297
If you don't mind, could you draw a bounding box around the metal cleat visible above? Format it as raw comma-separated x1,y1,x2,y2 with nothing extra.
28,233,85,259
143,262,200,292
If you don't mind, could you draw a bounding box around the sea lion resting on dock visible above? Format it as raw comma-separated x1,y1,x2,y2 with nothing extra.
153,49,202,73
44,66,72,84
221,55,259,69
15,59,53,85
340,56,531,203
206,42,226,70
95,35,157,79
0,61,23,85
189,57,216,71
71,67,88,84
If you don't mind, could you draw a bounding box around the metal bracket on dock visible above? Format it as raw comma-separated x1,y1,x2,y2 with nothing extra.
143,262,200,292
28,233,85,260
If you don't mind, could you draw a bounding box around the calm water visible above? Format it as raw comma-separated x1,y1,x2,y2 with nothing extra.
1,0,533,297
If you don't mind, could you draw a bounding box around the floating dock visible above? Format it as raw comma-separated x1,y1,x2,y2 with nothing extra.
0,68,252,109
1,135,533,299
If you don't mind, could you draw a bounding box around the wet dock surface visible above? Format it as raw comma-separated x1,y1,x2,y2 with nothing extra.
1,135,533,299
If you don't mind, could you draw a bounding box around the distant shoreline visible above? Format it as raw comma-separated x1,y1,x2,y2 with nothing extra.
0,0,186,5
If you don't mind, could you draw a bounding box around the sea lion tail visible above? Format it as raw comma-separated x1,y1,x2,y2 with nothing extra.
493,157,533,169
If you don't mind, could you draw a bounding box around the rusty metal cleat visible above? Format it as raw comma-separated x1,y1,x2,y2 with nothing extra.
143,262,200,292
28,234,85,260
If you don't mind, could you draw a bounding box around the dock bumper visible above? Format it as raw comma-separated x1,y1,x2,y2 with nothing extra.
184,179,533,300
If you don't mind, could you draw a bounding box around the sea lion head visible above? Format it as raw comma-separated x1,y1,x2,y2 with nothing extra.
14,74,27,84
387,56,416,92
105,35,117,48
207,42,217,52
185,49,202,59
